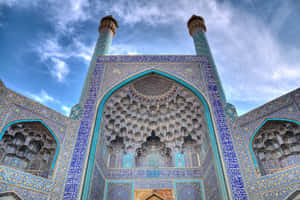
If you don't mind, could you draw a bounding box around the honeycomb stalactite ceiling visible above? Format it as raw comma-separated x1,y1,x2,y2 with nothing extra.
0,121,57,178
253,120,300,175
103,75,209,157
132,75,175,97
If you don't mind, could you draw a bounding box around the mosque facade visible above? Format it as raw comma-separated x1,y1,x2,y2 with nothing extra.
0,15,300,200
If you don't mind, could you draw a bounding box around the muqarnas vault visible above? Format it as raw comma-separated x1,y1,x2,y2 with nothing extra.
0,15,300,200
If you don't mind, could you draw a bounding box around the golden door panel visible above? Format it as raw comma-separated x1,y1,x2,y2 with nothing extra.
134,189,174,200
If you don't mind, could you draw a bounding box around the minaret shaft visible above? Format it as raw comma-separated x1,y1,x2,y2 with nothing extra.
188,15,226,102
79,16,118,103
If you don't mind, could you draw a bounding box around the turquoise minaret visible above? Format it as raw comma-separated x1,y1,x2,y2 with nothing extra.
187,15,226,102
70,16,118,120
79,15,118,103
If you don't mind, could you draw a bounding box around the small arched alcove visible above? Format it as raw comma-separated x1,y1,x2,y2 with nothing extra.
83,69,228,199
0,119,59,178
250,119,300,175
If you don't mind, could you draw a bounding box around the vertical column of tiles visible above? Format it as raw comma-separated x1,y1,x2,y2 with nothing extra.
63,62,104,199
202,56,248,199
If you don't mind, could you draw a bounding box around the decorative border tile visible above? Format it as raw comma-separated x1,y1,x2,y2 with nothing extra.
201,56,248,199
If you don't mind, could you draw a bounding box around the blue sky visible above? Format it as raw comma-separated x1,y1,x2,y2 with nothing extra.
0,0,299,116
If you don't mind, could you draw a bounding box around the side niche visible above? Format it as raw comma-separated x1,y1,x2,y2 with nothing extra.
0,121,57,178
252,120,300,175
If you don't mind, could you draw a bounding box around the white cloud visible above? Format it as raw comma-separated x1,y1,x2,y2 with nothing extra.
35,38,69,82
50,0,91,32
25,89,72,116
110,44,139,55
27,89,56,104
34,37,93,82
50,57,70,82
61,105,71,116
37,37,93,62
271,67,300,81
0,0,91,33
107,0,232,26
0,0,40,7
37,39,67,60
109,0,166,25
73,39,93,61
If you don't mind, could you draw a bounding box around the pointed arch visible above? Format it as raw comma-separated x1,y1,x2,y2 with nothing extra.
0,119,59,172
82,69,228,199
249,118,300,175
